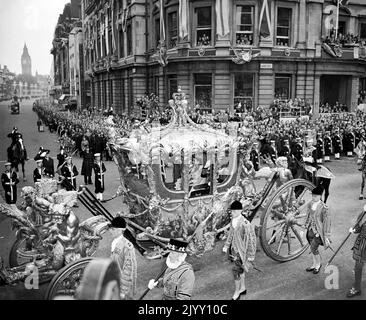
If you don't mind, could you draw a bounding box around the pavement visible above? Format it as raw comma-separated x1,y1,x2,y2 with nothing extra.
0,99,365,300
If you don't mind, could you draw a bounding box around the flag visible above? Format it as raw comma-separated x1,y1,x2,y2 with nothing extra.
160,0,166,42
258,0,272,39
179,0,188,40
216,0,230,37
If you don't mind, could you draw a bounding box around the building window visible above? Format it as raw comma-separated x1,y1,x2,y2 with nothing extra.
195,6,212,46
234,74,254,113
360,23,366,40
275,74,292,100
168,75,177,100
167,12,178,49
118,29,124,58
155,18,160,48
235,6,254,46
194,74,212,112
276,8,292,47
127,24,132,56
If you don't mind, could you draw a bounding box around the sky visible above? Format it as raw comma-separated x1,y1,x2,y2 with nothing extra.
0,0,70,76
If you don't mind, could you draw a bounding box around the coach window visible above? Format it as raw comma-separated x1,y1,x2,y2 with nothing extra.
167,11,178,49
275,74,292,100
235,5,254,46
194,5,213,47
194,74,212,113
276,7,292,47
234,73,254,113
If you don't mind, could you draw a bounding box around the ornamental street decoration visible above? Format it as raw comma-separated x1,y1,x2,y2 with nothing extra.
231,47,260,64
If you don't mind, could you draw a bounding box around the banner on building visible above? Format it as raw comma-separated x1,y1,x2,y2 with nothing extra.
179,0,189,40
160,0,166,42
216,0,230,37
258,0,272,40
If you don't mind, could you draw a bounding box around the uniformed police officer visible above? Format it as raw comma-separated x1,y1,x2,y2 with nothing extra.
148,239,195,300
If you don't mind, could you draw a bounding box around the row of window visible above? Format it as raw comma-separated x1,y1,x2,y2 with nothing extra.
158,5,293,49
164,73,292,113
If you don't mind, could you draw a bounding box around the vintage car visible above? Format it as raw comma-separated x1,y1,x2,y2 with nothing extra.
10,101,20,114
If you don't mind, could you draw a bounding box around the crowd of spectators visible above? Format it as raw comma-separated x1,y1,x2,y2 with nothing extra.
320,102,349,113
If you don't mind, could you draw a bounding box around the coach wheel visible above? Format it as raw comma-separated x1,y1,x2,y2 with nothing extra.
45,257,93,300
76,259,121,300
260,179,315,262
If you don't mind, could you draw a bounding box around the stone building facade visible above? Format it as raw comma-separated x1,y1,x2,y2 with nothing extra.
82,0,366,116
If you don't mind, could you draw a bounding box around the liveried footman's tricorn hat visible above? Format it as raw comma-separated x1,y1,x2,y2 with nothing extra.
312,186,324,195
167,239,188,253
230,200,243,211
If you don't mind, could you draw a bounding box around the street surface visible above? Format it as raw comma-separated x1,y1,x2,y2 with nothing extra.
0,99,364,300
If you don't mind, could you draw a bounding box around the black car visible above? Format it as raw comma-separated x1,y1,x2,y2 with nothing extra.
10,102,20,114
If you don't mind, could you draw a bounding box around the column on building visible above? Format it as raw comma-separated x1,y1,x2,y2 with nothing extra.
258,66,274,108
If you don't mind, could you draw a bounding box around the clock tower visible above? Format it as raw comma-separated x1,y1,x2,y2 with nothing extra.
21,43,32,76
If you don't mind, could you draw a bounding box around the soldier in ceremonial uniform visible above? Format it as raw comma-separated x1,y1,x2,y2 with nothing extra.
110,216,137,300
324,131,332,162
223,201,256,300
332,129,342,160
347,206,366,298
33,159,44,183
279,139,291,157
7,127,19,147
94,153,106,201
249,142,260,171
291,136,303,162
148,239,195,300
1,162,19,204
268,140,278,164
345,128,355,157
57,146,66,168
316,132,325,164
60,155,78,191
305,186,331,275
42,150,55,178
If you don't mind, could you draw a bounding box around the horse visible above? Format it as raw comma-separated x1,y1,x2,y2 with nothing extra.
8,138,28,182
287,155,333,204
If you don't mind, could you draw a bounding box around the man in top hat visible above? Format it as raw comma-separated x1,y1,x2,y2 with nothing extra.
60,155,79,191
148,238,195,300
33,159,44,183
304,186,331,274
110,216,137,300
250,142,260,171
324,131,332,162
42,150,55,178
222,200,257,300
94,153,106,201
1,162,19,204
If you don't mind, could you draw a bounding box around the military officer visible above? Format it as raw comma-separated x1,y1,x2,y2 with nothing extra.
1,162,19,204
268,140,278,164
316,132,325,164
42,150,55,178
148,239,195,300
60,155,79,191
324,131,332,162
94,153,106,201
332,129,342,160
250,142,260,171
33,159,44,183
292,136,303,162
